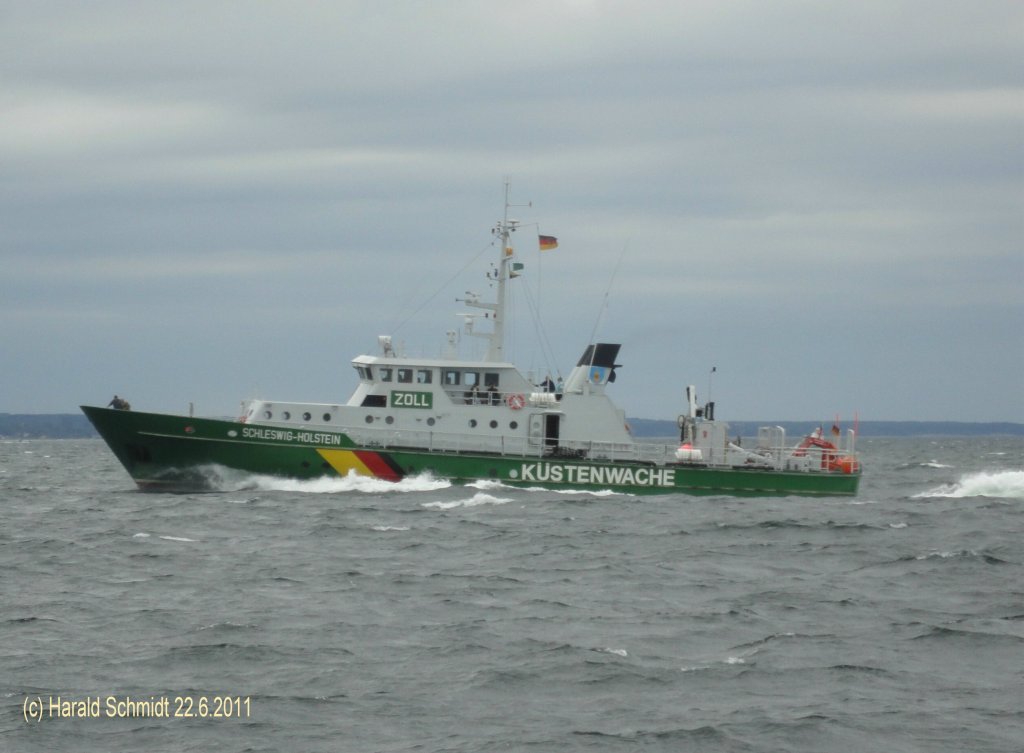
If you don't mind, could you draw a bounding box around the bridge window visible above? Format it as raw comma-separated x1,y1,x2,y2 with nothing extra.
380,368,393,382
397,368,413,383
416,369,433,384
443,370,460,386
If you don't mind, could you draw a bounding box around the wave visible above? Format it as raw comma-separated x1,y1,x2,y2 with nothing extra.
421,492,512,510
911,625,1024,644
205,467,451,494
898,460,954,470
914,470,1024,499
911,549,1008,565
132,532,198,543
572,725,735,745
523,486,627,497
466,478,512,490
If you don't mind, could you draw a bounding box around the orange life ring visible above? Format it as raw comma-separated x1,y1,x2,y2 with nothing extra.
506,393,526,410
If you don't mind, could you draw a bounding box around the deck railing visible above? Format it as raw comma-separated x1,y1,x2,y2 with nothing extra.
345,423,857,472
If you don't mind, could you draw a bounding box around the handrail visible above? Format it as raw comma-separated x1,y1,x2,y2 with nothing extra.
254,417,857,471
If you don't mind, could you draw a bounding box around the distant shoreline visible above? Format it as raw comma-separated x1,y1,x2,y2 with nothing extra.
2,413,1022,439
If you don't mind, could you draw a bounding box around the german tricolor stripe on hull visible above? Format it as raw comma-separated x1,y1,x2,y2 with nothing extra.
316,449,405,481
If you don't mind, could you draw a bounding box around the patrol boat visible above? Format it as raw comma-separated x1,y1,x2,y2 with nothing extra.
82,190,861,497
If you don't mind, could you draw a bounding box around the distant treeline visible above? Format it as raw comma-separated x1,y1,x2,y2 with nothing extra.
1,413,1022,439
1,413,99,438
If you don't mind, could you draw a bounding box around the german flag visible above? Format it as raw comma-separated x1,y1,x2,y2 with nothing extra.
539,234,558,251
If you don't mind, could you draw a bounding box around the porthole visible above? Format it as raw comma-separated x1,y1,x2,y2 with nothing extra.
427,418,436,427
489,420,498,429
282,411,291,420
263,410,272,420
303,412,312,421
365,415,374,424
469,419,478,428
510,421,518,430
385,416,394,425
323,413,332,422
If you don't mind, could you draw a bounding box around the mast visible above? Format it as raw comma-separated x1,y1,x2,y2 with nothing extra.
465,179,524,362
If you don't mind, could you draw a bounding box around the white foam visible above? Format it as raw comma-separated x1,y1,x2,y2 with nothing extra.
466,478,512,490
132,532,197,543
599,647,628,657
371,525,411,532
224,469,450,495
915,549,986,561
523,485,628,497
914,470,1024,500
421,492,511,510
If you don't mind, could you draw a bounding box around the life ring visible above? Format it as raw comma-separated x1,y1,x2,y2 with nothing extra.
506,393,526,410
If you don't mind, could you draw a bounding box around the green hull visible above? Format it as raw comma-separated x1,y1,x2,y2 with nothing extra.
81,406,861,497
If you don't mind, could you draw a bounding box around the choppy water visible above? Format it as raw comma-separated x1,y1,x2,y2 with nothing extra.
3,436,1023,752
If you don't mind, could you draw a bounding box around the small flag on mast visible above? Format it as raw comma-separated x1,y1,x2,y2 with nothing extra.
539,235,558,251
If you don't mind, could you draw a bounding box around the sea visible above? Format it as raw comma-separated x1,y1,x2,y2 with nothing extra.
2,436,1023,753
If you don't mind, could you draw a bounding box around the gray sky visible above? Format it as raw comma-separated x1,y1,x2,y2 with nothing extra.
3,1,1022,422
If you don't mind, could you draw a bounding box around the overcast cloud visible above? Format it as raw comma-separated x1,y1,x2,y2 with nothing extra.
2,1,1021,423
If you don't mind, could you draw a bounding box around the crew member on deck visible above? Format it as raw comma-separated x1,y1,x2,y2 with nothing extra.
108,395,131,410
